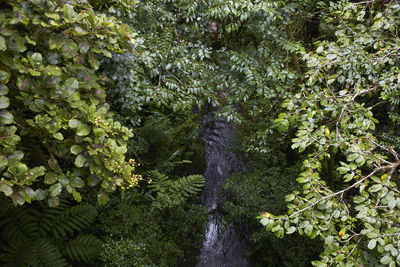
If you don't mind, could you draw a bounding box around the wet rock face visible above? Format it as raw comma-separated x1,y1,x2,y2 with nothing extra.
197,112,248,267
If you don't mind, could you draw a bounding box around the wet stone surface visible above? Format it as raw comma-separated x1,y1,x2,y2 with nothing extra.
197,112,248,267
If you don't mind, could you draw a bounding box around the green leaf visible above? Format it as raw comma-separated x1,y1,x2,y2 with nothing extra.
72,190,82,202
0,155,7,168
69,119,80,128
260,217,269,226
97,191,109,205
93,127,105,138
31,52,42,65
35,189,46,200
76,123,91,136
337,166,349,174
0,84,8,96
369,184,383,193
0,70,8,82
53,132,64,140
0,110,13,124
28,69,41,76
70,145,83,155
75,154,86,168
63,4,76,20
285,194,295,201
286,226,296,234
44,66,62,76
49,183,62,197
102,50,112,58
115,145,127,155
368,239,376,249
325,236,334,245
63,78,79,93
45,12,60,20
305,225,314,236
335,254,345,262
311,261,327,267
44,172,57,184
353,196,366,204
48,196,59,207
326,54,337,60
8,151,24,165
381,255,392,265
0,36,6,51
0,96,9,109
0,183,13,196
71,177,84,188
347,153,358,161
73,26,88,36
88,176,99,186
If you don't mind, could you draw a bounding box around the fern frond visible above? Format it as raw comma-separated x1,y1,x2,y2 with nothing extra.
51,204,97,239
148,170,171,192
171,175,205,197
0,196,100,266
0,206,39,244
36,200,97,239
148,171,204,209
63,234,102,263
36,239,68,267
0,239,67,267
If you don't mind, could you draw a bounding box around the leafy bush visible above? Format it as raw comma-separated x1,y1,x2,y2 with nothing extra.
0,0,139,206
260,1,400,266
99,185,207,267
224,162,322,266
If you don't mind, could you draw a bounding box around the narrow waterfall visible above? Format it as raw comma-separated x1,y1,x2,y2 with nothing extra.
197,112,248,267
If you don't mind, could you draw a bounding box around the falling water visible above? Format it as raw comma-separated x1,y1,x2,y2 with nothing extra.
197,112,248,267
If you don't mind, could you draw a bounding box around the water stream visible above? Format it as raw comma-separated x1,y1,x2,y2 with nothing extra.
196,112,248,267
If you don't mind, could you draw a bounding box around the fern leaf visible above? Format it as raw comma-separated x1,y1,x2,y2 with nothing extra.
41,204,97,239
0,239,67,267
63,234,102,262
171,175,205,196
1,206,39,244
148,170,171,192
150,173,204,209
36,239,67,267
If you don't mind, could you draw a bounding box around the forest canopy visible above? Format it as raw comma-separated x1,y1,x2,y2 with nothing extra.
1,0,400,266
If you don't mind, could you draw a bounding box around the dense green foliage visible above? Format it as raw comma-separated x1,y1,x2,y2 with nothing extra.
2,0,400,266
0,0,139,206
0,195,101,266
99,174,207,266
259,1,400,266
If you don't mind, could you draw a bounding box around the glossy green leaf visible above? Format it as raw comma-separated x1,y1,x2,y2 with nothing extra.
0,183,13,196
0,96,9,108
369,184,383,193
72,190,82,202
0,36,5,51
49,183,62,197
53,132,64,140
75,154,86,168
0,110,13,124
69,119,80,128
76,123,91,136
71,145,83,155
368,239,376,249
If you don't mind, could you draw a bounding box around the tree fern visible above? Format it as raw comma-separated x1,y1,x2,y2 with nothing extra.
0,197,101,266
